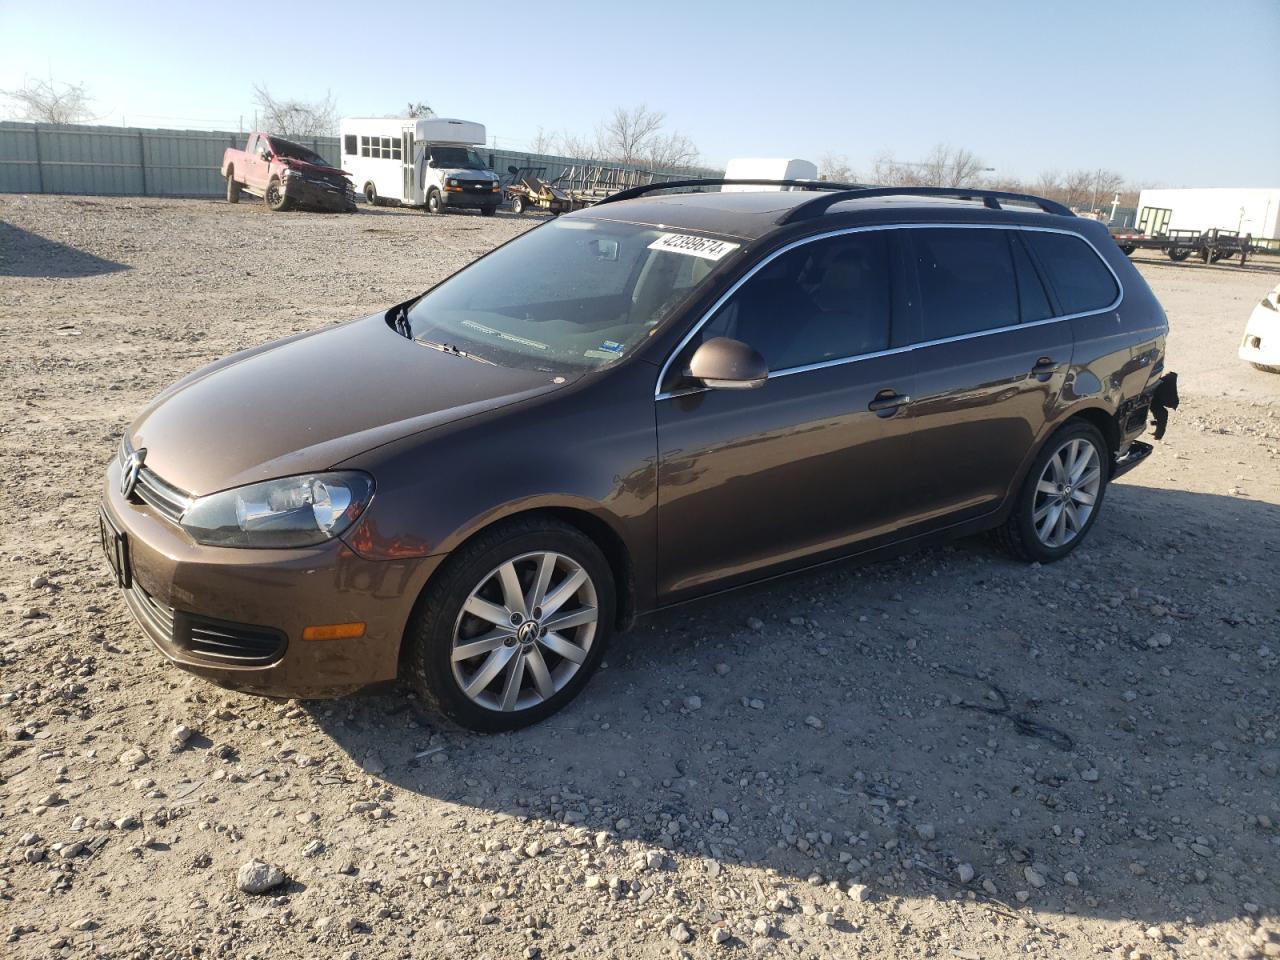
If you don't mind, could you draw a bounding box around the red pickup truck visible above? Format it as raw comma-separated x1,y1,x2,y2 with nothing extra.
221,133,356,212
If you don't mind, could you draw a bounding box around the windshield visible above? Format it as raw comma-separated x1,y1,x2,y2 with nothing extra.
269,138,329,166
404,219,740,372
429,146,487,170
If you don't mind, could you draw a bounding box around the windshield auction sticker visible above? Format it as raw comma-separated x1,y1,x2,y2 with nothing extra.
648,233,740,261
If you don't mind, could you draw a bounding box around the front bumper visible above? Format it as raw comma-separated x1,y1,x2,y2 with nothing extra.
1239,306,1280,367
100,459,441,697
283,174,357,212
442,186,501,209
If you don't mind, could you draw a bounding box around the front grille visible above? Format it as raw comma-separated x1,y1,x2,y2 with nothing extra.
132,467,191,524
124,579,287,666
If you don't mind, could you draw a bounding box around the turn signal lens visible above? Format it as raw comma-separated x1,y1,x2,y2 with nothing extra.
302,622,366,641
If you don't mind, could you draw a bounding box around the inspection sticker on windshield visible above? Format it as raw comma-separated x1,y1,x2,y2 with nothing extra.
648,233,740,261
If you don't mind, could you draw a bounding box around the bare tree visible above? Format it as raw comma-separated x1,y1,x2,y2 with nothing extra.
1061,169,1096,210
1033,169,1062,198
2,78,94,124
818,153,857,183
915,144,986,187
528,126,555,154
252,84,338,138
406,102,434,118
596,105,666,166
644,131,699,170
555,130,599,160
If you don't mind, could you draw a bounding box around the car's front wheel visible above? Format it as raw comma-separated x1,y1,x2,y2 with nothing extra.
998,421,1108,563
265,177,290,211
405,517,614,731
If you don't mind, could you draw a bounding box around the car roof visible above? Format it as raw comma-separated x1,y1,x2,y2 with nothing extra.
572,189,1081,242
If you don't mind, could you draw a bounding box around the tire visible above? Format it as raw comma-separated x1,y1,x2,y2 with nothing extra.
1167,248,1190,262
511,195,526,215
265,177,290,212
404,517,615,732
1118,244,1135,256
364,183,378,206
1252,363,1280,374
996,420,1109,564
480,205,497,217
427,190,444,214
225,172,240,203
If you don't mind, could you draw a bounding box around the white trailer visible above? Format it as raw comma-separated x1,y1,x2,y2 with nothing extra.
721,158,819,191
1135,187,1280,240
339,117,501,215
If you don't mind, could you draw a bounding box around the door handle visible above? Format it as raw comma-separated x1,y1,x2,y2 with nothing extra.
868,389,911,417
1031,357,1062,381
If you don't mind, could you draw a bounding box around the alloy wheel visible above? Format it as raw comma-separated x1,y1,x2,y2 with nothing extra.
1032,437,1102,548
450,551,598,713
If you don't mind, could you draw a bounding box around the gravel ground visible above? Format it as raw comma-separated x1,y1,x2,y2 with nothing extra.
1,195,1278,960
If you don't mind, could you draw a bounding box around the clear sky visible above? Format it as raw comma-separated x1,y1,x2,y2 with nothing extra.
1,0,1276,187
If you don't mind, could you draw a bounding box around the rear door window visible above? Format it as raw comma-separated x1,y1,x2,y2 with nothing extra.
909,228,1019,340
1023,231,1119,315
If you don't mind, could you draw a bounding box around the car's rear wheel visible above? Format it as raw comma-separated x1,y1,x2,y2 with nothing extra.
226,172,240,203
405,517,614,731
364,183,379,206
997,421,1108,563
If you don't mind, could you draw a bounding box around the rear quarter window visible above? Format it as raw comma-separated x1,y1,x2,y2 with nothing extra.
1024,231,1119,315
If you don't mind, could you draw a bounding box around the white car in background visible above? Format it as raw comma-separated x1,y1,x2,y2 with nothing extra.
1240,282,1280,373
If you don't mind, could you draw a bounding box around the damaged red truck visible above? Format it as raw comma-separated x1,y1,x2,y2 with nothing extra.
221,133,357,213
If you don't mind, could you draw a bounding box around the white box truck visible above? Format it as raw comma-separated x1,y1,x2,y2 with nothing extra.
339,117,501,215
721,158,819,191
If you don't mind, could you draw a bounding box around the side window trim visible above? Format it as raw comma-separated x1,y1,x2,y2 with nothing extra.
1008,230,1061,320
654,223,1124,401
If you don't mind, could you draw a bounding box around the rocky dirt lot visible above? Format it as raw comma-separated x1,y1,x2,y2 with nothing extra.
1,195,1278,960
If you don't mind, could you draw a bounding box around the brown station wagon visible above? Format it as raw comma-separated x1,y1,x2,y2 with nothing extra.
100,181,1176,730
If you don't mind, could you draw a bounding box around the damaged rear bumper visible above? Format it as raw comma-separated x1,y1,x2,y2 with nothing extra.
1111,440,1153,480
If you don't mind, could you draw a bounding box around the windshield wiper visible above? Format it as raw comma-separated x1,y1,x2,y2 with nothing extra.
414,337,495,365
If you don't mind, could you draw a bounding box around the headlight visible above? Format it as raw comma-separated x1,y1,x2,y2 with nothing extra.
447,178,458,187
180,472,374,548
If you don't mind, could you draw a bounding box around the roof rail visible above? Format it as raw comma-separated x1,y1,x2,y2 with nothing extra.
590,178,1075,221
775,186,1074,223
594,178,862,206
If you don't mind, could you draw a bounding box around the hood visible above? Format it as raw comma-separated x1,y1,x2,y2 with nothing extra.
279,157,351,179
438,167,498,181
130,314,572,496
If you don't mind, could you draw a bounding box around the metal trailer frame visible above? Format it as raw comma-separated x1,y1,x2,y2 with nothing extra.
1111,226,1252,265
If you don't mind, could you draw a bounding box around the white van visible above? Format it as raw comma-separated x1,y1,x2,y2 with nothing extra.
340,118,502,215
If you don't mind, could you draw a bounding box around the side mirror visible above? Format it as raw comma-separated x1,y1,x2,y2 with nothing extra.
687,337,768,390
507,165,519,175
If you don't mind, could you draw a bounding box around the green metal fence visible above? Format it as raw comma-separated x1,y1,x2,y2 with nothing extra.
0,121,716,199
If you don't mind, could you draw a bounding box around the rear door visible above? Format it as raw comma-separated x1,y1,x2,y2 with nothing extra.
897,226,1073,530
654,229,919,602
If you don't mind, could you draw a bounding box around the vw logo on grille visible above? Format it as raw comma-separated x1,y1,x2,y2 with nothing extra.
121,447,147,498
